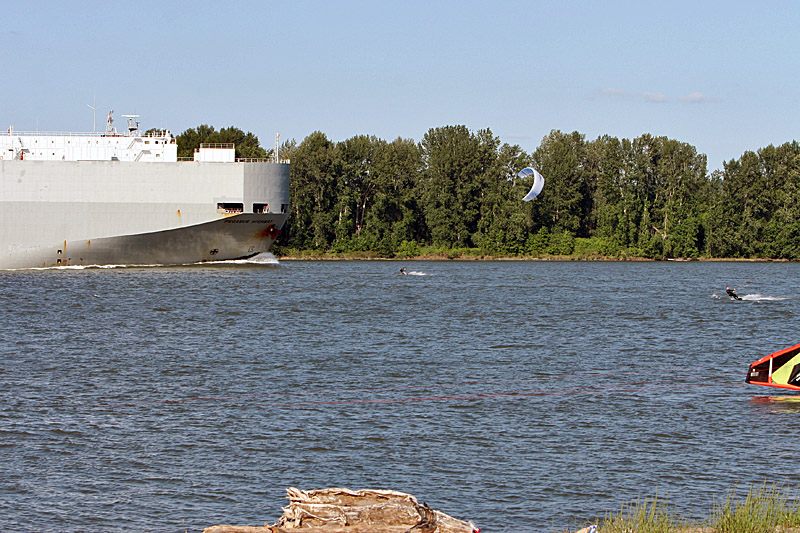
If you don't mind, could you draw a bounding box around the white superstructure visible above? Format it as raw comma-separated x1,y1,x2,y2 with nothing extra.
2,114,179,162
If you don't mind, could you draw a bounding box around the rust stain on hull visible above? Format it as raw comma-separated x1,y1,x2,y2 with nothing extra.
254,224,281,240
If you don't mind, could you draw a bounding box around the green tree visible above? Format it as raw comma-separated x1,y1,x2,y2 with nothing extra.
585,135,630,251
176,124,269,159
285,131,337,249
767,142,800,259
533,130,590,236
473,142,532,254
418,125,498,247
585,134,709,258
366,137,424,252
646,136,709,258
332,135,381,250
708,141,800,258
265,123,800,260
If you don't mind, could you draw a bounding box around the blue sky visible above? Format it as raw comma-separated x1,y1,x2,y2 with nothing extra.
2,0,798,171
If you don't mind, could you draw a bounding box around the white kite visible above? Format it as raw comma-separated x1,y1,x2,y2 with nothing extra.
518,167,545,201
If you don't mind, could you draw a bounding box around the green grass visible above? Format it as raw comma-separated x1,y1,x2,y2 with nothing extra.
558,483,800,533
598,493,686,533
710,483,800,533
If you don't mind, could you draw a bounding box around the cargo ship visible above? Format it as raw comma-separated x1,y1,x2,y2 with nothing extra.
0,112,289,269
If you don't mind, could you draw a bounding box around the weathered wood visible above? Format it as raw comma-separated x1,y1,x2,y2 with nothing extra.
203,526,280,533
203,487,477,533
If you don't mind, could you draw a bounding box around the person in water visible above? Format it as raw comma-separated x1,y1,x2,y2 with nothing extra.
400,267,407,275
726,286,741,300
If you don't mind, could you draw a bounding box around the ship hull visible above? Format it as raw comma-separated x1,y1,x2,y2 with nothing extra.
3,213,287,269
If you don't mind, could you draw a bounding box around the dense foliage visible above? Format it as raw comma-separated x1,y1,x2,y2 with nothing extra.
176,125,270,160
179,124,800,259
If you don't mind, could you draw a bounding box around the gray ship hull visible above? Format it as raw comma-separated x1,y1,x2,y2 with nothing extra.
7,213,287,269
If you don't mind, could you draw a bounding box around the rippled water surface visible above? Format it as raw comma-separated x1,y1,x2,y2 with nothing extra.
2,259,800,532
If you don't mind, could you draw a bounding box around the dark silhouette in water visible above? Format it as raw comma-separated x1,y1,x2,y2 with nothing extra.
726,286,741,300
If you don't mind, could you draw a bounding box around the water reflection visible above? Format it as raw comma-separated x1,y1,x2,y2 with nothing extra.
750,395,800,413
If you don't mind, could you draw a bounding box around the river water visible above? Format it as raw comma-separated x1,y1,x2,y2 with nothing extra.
2,258,800,532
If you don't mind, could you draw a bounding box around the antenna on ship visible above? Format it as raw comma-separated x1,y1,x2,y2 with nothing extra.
275,132,280,163
88,97,97,134
122,114,140,135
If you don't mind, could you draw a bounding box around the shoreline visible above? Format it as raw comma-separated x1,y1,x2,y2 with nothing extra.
274,253,789,262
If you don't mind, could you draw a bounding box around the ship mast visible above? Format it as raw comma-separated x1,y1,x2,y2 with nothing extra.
88,98,96,134
105,110,115,135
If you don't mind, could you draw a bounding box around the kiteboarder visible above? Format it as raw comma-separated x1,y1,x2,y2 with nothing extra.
726,286,741,300
400,267,407,275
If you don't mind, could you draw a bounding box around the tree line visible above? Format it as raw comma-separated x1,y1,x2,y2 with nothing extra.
175,125,268,159
177,125,800,259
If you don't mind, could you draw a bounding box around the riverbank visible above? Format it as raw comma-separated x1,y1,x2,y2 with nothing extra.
274,249,786,262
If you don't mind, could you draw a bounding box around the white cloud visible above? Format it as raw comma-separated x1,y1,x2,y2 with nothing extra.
596,88,719,105
679,91,718,103
644,92,668,103
596,88,670,103
599,87,631,98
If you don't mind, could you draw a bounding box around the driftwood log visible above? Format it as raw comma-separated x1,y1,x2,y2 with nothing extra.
203,487,478,533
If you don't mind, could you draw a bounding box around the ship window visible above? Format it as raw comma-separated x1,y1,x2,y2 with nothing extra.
254,203,269,214
281,203,289,213
217,202,243,213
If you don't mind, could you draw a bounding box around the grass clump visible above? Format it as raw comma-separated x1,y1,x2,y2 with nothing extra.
563,483,800,532
710,482,800,533
599,494,685,533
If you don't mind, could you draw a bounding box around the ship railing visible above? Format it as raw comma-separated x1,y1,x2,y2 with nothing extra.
4,129,173,139
5,130,123,137
175,157,290,163
142,130,173,138
197,143,235,149
236,158,292,163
